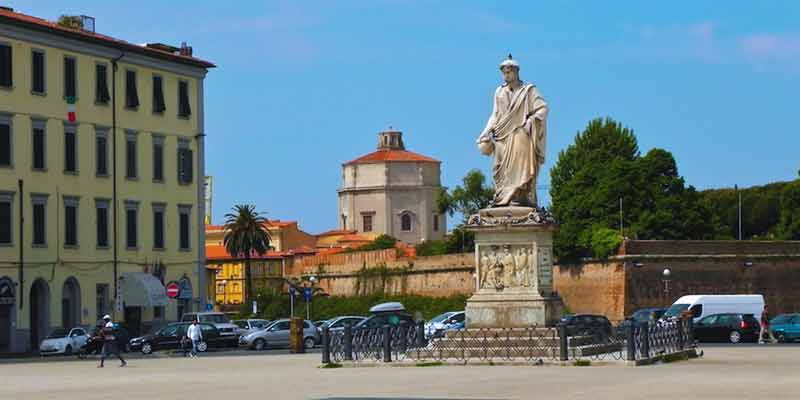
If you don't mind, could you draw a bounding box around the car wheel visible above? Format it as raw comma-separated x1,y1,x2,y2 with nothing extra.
64,345,72,356
253,338,266,351
197,342,208,352
729,330,742,344
777,333,786,343
304,337,316,350
141,343,153,355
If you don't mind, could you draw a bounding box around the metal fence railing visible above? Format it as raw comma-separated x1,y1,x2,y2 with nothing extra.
321,318,695,365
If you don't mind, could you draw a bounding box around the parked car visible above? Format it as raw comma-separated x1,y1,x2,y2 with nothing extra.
425,311,465,339
129,322,232,354
662,295,764,323
770,313,800,343
39,327,89,356
628,308,666,324
239,319,319,350
313,320,328,328
355,302,415,329
320,316,367,332
232,319,270,335
693,313,760,343
560,314,613,338
181,312,240,344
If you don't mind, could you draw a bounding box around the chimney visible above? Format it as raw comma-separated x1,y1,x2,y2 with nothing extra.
180,42,193,57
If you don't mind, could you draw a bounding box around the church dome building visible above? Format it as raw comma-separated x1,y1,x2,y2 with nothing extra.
338,130,446,244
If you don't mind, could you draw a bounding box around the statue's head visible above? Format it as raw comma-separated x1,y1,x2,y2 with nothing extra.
499,54,520,84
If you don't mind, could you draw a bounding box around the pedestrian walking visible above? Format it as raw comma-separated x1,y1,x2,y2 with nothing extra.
759,305,777,344
187,320,203,358
98,315,127,368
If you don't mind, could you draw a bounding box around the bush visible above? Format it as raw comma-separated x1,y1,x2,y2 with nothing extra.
587,226,623,260
356,234,397,252
415,240,448,256
242,289,468,322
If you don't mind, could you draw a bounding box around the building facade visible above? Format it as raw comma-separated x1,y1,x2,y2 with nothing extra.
205,221,314,310
338,130,445,244
0,9,213,352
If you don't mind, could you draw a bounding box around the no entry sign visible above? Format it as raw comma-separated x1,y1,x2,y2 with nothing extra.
166,281,180,298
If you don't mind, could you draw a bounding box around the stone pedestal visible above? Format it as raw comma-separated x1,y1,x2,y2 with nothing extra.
465,206,563,328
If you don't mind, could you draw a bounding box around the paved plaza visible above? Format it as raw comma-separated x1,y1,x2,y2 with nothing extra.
1,345,798,399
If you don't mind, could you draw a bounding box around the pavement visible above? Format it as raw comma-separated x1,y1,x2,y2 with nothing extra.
0,345,798,400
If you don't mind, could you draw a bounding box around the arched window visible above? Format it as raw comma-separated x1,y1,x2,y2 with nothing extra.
401,213,412,232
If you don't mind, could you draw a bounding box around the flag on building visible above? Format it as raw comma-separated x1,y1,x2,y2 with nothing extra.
66,96,76,122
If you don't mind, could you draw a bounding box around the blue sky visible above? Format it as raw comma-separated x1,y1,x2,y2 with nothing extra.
14,1,800,233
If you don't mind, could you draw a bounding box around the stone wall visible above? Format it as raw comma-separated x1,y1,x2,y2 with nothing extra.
300,253,475,298
553,262,627,321
288,248,398,276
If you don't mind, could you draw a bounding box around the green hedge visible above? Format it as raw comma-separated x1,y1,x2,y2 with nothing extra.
241,290,468,321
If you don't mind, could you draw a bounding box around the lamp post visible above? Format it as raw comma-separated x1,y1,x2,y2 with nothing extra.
305,276,317,321
220,280,227,306
662,268,671,304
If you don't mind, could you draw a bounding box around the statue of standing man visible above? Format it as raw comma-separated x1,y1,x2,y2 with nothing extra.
477,55,548,207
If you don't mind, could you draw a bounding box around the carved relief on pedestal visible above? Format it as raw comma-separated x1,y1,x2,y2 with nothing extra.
476,243,547,292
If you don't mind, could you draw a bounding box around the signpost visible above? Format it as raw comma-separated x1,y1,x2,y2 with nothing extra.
304,287,313,321
288,286,296,317
166,281,180,299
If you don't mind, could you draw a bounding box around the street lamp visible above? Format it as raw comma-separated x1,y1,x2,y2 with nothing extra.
662,268,671,304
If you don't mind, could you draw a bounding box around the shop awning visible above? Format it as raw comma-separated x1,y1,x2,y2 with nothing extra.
120,272,168,307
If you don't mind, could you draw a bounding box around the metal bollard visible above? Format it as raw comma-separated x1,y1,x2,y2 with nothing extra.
640,322,650,359
398,322,408,354
382,324,392,363
687,317,694,347
626,321,636,362
343,322,353,361
677,320,685,350
321,326,331,364
558,323,568,361
416,320,425,348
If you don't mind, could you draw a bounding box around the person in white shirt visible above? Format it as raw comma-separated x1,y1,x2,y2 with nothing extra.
98,315,126,368
186,320,203,357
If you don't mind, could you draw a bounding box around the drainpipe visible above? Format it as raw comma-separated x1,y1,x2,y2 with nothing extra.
111,52,124,317
18,179,23,310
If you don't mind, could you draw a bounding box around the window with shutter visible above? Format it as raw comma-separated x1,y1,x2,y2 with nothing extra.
32,50,45,94
95,64,110,104
64,198,78,246
125,133,137,179
153,207,165,249
96,200,109,248
125,70,139,108
32,123,46,170
153,136,164,182
0,44,12,88
32,199,46,246
64,128,77,173
177,146,193,184
179,208,190,250
126,208,138,248
153,75,166,113
0,121,10,167
0,198,11,244
178,80,191,117
95,132,108,176
64,57,76,99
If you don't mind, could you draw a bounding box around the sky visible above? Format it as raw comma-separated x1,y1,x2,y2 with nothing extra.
12,1,800,233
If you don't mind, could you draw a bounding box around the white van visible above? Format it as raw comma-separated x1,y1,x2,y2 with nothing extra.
663,295,765,322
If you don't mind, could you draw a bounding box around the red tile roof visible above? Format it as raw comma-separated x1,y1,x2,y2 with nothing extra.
206,244,288,261
316,229,357,238
0,9,215,68
206,220,297,232
344,149,439,165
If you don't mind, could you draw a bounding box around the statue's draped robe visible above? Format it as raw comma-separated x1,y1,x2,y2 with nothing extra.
479,82,548,206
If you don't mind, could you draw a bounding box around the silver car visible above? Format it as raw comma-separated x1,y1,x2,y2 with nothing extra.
232,319,270,335
238,319,319,351
321,316,366,332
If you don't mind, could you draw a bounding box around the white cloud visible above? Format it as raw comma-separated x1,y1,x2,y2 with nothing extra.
740,33,800,62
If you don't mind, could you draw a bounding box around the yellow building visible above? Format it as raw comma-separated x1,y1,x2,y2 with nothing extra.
205,221,315,310
0,9,214,352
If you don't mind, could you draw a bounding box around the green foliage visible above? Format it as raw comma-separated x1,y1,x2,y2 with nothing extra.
437,169,494,223
57,15,83,29
701,181,793,240
244,289,467,322
358,234,397,251
415,240,448,256
776,181,800,240
415,226,474,256
585,226,623,261
550,118,719,261
223,204,272,301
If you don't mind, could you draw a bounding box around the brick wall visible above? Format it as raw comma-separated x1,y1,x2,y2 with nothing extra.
553,262,627,321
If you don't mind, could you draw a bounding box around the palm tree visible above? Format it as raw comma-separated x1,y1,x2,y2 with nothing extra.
223,205,272,301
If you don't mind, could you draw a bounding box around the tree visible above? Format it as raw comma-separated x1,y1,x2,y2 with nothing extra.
436,169,494,223
550,118,719,261
223,205,272,301
777,181,800,240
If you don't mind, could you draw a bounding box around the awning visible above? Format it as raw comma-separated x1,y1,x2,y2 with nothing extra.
120,272,168,307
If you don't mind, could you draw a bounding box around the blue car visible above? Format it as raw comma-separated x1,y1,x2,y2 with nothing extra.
770,313,800,343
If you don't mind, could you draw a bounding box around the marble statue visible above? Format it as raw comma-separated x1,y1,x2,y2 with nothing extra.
491,250,504,290
527,247,538,291
477,55,548,207
479,251,490,289
502,246,516,287
515,248,528,287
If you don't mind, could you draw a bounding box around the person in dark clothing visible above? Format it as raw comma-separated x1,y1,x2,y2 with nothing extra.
759,305,777,344
98,315,127,368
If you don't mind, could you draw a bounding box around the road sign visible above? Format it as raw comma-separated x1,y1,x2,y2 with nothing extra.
289,286,296,296
166,281,180,298
303,287,313,302
206,303,214,311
